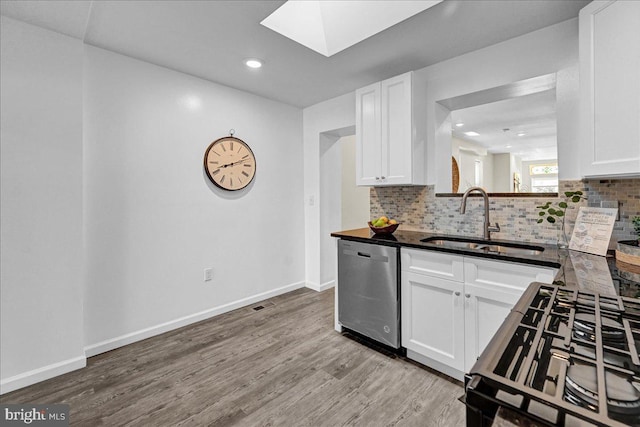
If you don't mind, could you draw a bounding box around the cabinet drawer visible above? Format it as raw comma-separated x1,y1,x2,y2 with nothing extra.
401,248,464,282
464,258,557,292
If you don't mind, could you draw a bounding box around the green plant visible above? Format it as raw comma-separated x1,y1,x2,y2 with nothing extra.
633,216,640,241
536,191,587,225
537,191,587,247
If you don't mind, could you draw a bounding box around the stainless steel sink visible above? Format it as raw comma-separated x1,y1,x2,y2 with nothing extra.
474,244,544,256
420,237,544,256
424,239,481,250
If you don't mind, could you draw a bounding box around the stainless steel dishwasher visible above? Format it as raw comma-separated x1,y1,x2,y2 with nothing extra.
337,239,400,349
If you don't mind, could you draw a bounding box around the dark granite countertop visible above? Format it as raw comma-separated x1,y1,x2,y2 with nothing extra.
331,228,640,297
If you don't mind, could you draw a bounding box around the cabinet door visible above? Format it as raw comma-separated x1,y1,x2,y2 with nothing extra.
580,0,640,177
463,282,522,372
381,72,413,185
401,271,465,371
462,257,557,372
355,82,382,185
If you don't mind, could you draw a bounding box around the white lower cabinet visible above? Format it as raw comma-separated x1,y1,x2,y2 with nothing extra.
402,271,465,372
462,282,522,373
401,248,557,380
462,257,557,372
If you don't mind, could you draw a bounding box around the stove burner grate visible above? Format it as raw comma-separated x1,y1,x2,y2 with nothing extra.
466,284,640,427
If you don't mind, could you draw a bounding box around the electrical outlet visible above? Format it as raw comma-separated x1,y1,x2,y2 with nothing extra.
204,268,213,282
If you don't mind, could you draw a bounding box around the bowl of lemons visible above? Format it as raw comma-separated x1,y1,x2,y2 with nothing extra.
368,216,400,235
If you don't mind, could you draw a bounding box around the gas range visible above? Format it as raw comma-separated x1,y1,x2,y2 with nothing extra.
465,282,640,426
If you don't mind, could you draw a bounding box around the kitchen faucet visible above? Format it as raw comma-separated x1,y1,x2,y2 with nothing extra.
460,187,500,240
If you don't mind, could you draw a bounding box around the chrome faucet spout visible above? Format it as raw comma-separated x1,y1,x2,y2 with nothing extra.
459,187,500,240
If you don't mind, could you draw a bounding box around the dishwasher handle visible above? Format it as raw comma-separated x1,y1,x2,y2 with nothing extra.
342,249,389,263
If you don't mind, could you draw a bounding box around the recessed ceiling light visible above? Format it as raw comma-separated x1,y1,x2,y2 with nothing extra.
455,123,464,127
505,145,512,148
517,132,526,137
244,58,263,69
464,131,480,137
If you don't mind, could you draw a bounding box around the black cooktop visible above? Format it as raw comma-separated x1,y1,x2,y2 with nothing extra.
466,283,640,426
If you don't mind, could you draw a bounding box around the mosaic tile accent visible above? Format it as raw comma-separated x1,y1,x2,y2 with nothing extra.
370,179,640,246
584,179,640,243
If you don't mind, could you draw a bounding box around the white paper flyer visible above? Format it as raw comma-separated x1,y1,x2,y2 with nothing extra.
568,207,618,256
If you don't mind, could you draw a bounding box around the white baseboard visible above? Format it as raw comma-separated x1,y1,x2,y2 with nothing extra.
1,355,86,395
84,280,306,358
306,280,335,292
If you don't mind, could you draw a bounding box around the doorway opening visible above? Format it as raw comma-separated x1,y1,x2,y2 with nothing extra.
319,126,369,289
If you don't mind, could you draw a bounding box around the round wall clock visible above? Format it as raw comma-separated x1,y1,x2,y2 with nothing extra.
203,134,256,191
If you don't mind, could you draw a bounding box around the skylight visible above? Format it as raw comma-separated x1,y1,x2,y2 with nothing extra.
261,0,443,57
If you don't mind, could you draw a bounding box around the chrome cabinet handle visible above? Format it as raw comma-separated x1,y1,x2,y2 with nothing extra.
455,291,460,296
465,293,471,298
375,176,380,180
381,176,386,179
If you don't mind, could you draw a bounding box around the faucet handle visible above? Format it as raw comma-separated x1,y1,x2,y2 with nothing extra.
488,223,501,233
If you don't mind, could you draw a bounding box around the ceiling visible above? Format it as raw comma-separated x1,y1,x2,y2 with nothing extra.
0,0,589,108
452,89,558,162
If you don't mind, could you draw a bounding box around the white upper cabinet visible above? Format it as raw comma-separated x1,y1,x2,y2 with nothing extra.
355,82,382,186
355,72,426,186
579,0,640,177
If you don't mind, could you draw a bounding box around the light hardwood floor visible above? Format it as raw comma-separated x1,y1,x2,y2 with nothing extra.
1,288,466,426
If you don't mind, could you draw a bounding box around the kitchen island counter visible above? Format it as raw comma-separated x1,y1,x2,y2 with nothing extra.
331,228,640,295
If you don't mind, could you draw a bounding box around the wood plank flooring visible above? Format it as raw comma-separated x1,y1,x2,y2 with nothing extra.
1,288,466,426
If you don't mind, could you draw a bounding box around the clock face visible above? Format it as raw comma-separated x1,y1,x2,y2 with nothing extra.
204,136,256,191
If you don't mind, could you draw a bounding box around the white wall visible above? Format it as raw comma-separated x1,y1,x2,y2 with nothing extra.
341,136,370,229
493,154,512,193
303,93,355,291
425,18,580,191
82,46,305,353
1,17,86,393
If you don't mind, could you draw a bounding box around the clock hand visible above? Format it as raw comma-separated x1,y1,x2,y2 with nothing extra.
212,163,232,173
221,158,249,168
